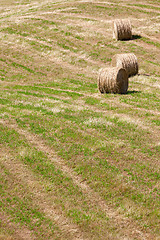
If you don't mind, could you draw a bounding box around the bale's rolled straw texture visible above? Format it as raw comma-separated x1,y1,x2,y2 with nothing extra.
98,67,128,94
113,19,132,40
112,53,138,77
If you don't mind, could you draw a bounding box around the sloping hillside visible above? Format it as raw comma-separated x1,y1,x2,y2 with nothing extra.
0,0,160,239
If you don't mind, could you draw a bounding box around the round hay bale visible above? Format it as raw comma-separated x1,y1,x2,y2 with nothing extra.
112,53,138,77
98,67,128,94
113,19,132,40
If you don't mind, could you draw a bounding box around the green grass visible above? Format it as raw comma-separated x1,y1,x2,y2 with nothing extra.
0,163,61,240
0,0,160,239
129,3,160,11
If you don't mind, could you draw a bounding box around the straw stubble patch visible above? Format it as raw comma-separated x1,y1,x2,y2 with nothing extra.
83,117,114,127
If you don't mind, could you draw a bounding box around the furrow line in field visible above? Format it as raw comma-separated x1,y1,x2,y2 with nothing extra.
0,118,154,240
0,34,101,79
25,85,160,118
121,3,160,14
0,152,88,240
0,0,76,19
0,32,101,67
138,32,160,44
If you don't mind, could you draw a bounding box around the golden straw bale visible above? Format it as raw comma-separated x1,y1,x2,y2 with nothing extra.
112,53,138,77
98,67,128,94
113,19,132,40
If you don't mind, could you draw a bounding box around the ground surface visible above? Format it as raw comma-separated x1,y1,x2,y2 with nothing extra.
0,0,160,239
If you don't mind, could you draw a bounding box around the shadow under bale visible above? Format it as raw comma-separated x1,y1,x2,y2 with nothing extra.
126,90,141,94
132,34,142,40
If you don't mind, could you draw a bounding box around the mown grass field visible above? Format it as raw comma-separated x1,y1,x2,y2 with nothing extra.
0,0,160,239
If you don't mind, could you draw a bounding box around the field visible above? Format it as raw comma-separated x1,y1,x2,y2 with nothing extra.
0,0,160,239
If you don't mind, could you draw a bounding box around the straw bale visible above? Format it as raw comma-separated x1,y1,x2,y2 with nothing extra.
113,19,132,40
98,67,128,94
112,53,138,77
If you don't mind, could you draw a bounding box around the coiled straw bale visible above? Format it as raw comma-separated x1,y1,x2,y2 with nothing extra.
113,19,132,40
98,67,128,94
112,53,138,77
